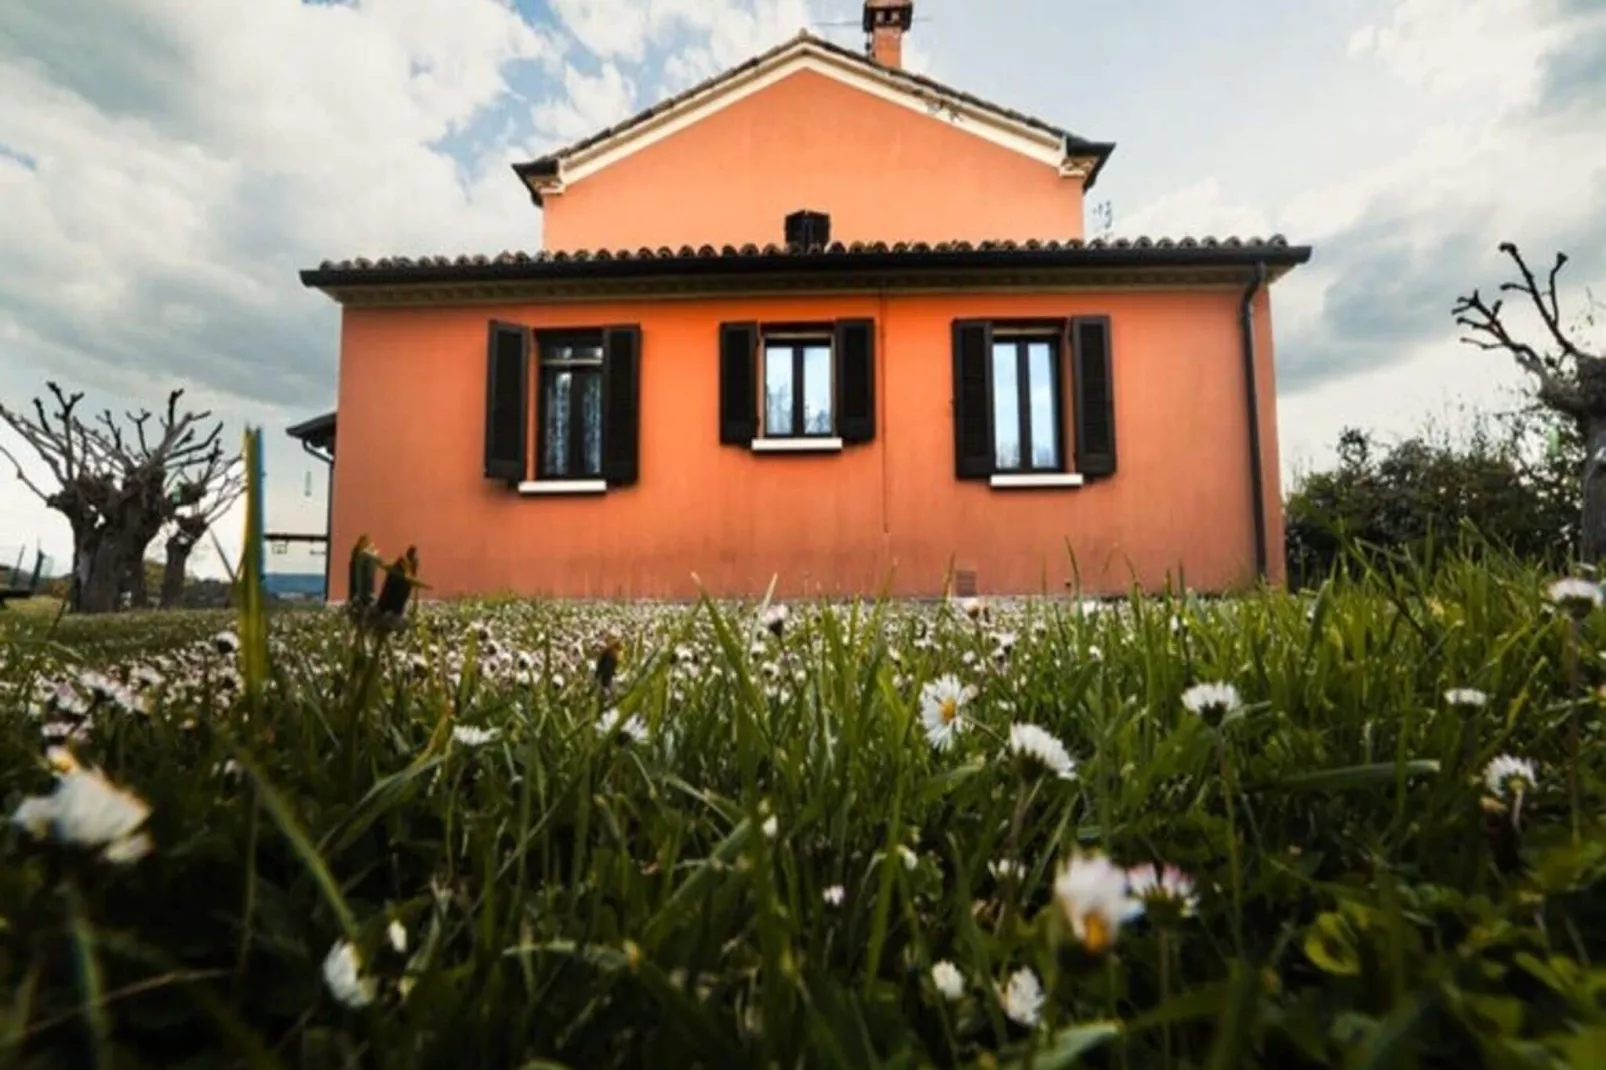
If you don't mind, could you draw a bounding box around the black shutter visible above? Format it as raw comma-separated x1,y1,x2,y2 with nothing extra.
719,322,758,445
835,318,875,444
484,321,528,482
602,325,641,486
1072,316,1116,477
952,319,993,479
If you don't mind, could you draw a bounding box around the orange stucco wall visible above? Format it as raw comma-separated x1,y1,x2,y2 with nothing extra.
541,68,1085,252
328,287,1285,601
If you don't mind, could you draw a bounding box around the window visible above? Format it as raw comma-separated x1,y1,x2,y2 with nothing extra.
538,332,605,479
484,321,640,492
989,334,1063,472
762,335,835,438
952,317,1115,485
719,320,876,449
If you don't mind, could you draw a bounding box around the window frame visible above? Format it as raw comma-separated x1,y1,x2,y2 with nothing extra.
987,324,1068,476
758,323,837,441
534,328,607,482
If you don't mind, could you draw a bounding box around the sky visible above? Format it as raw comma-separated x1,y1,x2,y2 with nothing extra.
2,0,1604,579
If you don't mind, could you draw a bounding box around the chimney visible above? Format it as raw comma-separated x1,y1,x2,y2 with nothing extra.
863,0,913,69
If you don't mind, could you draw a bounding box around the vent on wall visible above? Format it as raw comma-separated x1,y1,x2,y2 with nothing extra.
784,210,831,251
952,569,978,598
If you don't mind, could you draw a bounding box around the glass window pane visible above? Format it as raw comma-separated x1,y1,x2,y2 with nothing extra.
802,345,832,435
991,343,1020,470
543,370,571,477
1026,341,1059,469
765,345,794,436
578,370,603,477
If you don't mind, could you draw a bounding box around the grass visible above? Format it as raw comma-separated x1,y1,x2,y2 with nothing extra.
3,550,1606,1069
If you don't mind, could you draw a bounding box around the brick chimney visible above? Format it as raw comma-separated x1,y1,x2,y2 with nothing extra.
863,0,914,69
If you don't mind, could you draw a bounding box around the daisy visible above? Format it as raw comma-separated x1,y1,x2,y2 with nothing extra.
322,940,377,1009
1181,681,1244,727
1053,850,1144,953
931,960,965,1002
822,885,845,906
989,858,1026,882
998,967,1044,1027
212,630,241,655
597,707,648,744
896,845,919,871
761,814,779,839
1547,577,1603,614
10,765,153,865
761,604,789,636
387,920,408,954
1126,863,1199,920
1483,754,1537,800
958,596,983,620
1443,688,1488,709
1006,723,1077,780
919,674,975,751
451,724,501,747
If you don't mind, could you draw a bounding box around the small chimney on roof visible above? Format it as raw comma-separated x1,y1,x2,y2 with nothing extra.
863,0,914,69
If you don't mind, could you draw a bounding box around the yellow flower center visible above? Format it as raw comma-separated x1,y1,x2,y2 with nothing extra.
940,698,958,724
1081,911,1112,953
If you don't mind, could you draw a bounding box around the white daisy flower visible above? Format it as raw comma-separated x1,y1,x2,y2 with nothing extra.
919,674,975,751
322,940,377,1009
931,960,965,1002
1547,577,1603,613
597,708,648,743
212,630,241,655
1483,754,1537,800
989,858,1026,882
1006,723,1077,780
958,596,983,621
130,665,165,690
897,844,919,871
999,967,1044,1027
10,766,153,865
1126,863,1198,917
1053,850,1144,953
761,604,789,635
822,885,845,906
387,920,408,954
761,814,779,839
1181,682,1244,726
451,724,500,747
1443,688,1488,709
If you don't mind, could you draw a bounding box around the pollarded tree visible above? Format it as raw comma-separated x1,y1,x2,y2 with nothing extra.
1455,243,1606,562
159,448,244,608
0,383,237,612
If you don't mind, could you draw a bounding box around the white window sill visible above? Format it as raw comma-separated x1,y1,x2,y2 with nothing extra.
750,437,843,453
989,473,1086,489
517,479,608,495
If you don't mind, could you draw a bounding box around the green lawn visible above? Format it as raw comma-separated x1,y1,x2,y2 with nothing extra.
2,557,1604,1068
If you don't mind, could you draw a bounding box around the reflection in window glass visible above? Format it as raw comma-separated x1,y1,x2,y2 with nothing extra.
991,343,1020,470
1027,341,1059,469
803,345,832,435
765,345,794,436
543,370,572,477
577,371,603,475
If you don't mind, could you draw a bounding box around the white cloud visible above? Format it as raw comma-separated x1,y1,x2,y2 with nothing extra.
531,61,637,142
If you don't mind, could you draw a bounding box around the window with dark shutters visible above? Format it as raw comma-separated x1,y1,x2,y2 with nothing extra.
951,320,994,478
602,325,641,486
484,321,529,482
834,318,875,443
719,322,759,444
1072,316,1116,477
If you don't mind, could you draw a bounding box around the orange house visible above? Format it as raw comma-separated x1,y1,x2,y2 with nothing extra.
295,1,1310,602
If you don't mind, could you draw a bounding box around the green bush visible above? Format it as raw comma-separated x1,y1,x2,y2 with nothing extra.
4,552,1606,1068
1286,408,1579,588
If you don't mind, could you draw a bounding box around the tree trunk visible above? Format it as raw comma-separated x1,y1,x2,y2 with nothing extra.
160,536,195,609
1581,418,1606,564
124,559,149,609
78,533,143,614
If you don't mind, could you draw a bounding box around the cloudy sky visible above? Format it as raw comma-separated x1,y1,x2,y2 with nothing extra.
2,0,1603,579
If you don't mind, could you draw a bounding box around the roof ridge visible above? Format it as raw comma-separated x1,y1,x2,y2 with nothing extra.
512,32,1115,191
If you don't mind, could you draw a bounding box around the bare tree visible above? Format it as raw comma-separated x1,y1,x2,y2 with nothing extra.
159,449,244,608
0,383,237,612
1455,243,1606,562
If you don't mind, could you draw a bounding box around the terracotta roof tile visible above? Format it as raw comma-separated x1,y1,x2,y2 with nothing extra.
309,235,1305,278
